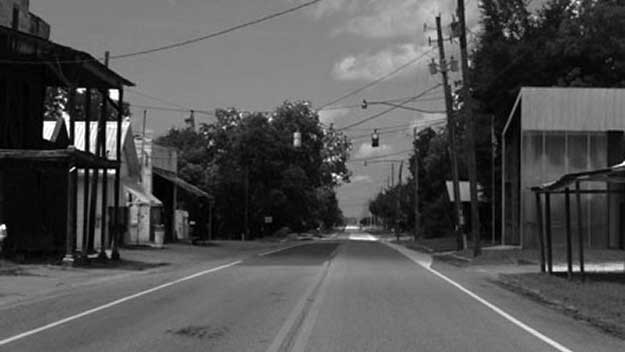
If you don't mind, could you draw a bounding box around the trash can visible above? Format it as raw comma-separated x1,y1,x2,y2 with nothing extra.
154,224,165,248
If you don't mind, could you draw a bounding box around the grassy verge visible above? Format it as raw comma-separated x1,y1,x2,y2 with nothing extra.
498,272,625,339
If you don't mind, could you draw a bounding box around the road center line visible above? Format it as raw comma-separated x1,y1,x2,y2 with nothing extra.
0,260,242,347
258,244,304,257
386,242,574,352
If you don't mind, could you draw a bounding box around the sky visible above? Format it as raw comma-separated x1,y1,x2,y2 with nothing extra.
31,0,482,219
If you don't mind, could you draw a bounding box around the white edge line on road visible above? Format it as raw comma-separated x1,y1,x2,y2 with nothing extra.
387,243,574,352
0,260,242,347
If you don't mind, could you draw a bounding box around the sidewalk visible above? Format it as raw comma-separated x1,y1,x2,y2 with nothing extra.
0,240,288,308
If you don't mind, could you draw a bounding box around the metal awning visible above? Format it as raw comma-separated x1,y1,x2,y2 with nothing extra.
531,160,625,192
123,179,163,206
153,168,213,200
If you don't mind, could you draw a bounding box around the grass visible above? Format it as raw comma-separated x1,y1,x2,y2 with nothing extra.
500,272,625,338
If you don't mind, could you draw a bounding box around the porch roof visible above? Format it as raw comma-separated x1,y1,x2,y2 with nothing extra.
0,147,119,168
0,25,133,88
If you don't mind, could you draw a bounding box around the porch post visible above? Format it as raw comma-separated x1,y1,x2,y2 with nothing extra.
565,187,573,280
535,191,545,273
111,87,123,260
99,89,108,258
545,192,553,274
575,181,585,280
82,88,92,257
92,90,104,260
62,160,77,265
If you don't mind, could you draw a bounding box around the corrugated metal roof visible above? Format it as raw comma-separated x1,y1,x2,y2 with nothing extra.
43,118,132,161
521,87,625,131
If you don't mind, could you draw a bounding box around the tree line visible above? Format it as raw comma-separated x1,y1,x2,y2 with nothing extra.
368,0,625,238
156,101,352,239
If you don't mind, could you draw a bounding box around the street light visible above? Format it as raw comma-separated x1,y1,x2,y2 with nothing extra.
361,99,445,114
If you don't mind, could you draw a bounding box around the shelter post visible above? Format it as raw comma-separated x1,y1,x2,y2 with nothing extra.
565,188,573,280
545,192,553,274
575,181,585,281
535,191,545,273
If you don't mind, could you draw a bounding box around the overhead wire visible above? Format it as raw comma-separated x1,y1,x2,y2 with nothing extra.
110,0,323,60
317,47,435,111
347,149,413,163
337,83,442,131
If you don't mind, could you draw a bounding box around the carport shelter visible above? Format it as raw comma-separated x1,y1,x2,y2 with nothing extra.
531,160,625,279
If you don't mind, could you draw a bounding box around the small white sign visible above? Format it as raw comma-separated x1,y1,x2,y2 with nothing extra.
264,216,273,224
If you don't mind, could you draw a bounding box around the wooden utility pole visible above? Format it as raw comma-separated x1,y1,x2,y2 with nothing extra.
491,115,496,244
414,128,420,241
435,15,464,250
457,0,481,256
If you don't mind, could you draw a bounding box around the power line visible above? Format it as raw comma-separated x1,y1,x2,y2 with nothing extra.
110,0,323,60
126,88,213,115
337,84,442,131
317,47,435,111
319,94,443,112
129,104,214,116
348,118,447,140
347,149,413,163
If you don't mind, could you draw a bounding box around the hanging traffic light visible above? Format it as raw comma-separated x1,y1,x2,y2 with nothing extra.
371,129,379,148
293,131,302,148
361,99,368,109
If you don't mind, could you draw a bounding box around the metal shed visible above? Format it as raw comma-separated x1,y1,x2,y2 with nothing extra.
502,87,625,249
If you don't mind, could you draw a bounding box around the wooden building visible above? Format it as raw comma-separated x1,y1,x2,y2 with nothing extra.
0,20,133,262
502,87,625,249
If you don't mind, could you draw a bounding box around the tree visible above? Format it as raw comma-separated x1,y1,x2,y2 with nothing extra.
156,100,351,239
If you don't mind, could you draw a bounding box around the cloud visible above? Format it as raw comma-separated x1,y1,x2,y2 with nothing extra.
354,142,392,159
333,43,429,81
351,174,373,183
309,0,481,39
318,108,351,125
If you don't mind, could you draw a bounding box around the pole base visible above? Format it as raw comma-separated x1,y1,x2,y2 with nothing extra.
97,250,108,261
110,250,121,261
61,254,75,266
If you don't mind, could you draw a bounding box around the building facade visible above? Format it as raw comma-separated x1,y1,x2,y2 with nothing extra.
502,87,625,249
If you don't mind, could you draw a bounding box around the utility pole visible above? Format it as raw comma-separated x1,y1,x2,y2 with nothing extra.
491,115,496,244
395,161,403,241
391,163,395,188
414,128,420,241
243,165,249,241
457,0,481,256
435,15,464,250
141,110,147,174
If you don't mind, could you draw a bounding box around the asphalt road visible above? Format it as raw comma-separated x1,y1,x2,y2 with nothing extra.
0,233,623,351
